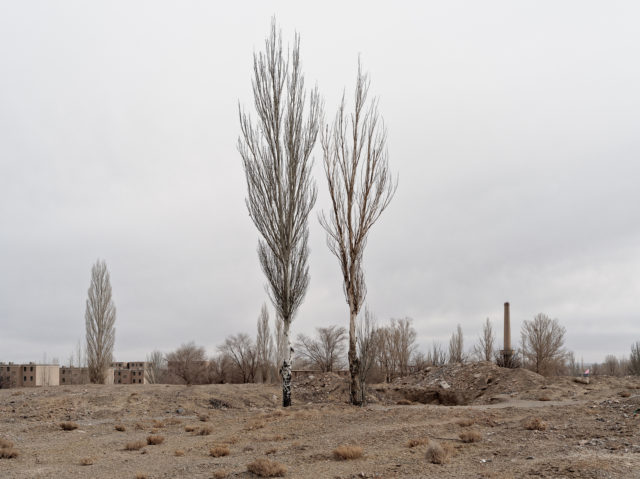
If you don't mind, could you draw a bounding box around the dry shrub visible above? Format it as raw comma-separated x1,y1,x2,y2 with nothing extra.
456,418,475,427
115,424,126,432
150,428,159,434
153,420,165,428
0,439,14,449
174,449,185,456
406,437,429,448
245,420,266,431
261,434,285,442
247,458,287,477
135,422,145,430
619,391,631,398
213,470,228,479
426,441,454,464
197,426,213,436
135,474,148,479
147,435,165,445
210,445,230,457
243,445,255,452
227,436,239,444
396,399,413,405
524,417,547,431
459,429,482,443
60,422,78,431
0,448,19,459
538,395,551,402
332,445,363,460
125,441,146,451
198,414,209,422
79,457,94,466
184,425,196,432
265,448,277,455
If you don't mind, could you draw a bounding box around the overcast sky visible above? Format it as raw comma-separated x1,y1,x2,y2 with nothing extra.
1,1,639,365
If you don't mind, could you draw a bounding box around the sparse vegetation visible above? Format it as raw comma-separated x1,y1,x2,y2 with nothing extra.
456,418,475,427
459,429,482,443
524,417,547,431
60,422,78,431
184,425,196,432
79,457,94,465
174,449,184,456
0,439,18,459
247,458,288,477
426,441,454,464
135,474,148,479
197,425,213,436
210,445,230,457
332,445,363,460
406,437,429,448
213,470,228,479
125,441,146,451
147,435,165,445
115,424,126,431
397,399,412,405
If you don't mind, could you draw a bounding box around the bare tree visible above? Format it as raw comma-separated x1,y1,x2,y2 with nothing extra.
356,307,378,403
219,333,258,383
85,259,116,384
473,318,495,362
520,313,567,376
602,355,620,376
629,342,640,376
375,318,416,381
145,350,166,384
427,341,447,366
166,342,207,385
256,304,274,383
319,62,397,405
238,20,321,406
448,324,465,364
296,325,347,372
273,313,286,382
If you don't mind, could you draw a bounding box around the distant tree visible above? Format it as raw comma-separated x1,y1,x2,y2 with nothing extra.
256,304,274,383
238,20,321,406
520,313,567,376
375,318,416,381
145,350,166,384
85,259,116,384
166,342,207,385
603,354,620,376
296,325,347,373
448,324,465,364
319,61,397,405
427,341,447,366
356,308,379,403
219,333,258,383
629,342,640,376
473,318,495,362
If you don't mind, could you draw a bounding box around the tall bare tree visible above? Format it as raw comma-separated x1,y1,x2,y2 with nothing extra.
238,20,321,406
85,259,116,384
630,342,640,376
473,318,495,362
295,325,347,372
319,62,397,405
256,304,274,383
356,307,378,403
219,333,258,384
521,313,567,376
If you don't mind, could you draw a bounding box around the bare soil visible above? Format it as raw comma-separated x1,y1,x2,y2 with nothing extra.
2,364,640,478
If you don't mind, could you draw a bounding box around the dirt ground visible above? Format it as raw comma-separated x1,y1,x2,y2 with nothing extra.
2,364,640,478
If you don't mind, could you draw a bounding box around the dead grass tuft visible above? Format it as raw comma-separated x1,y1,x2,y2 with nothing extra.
459,429,482,443
260,434,285,442
426,441,454,464
174,449,184,456
210,445,230,457
456,418,475,427
619,391,631,398
152,420,165,428
165,418,182,425
147,435,165,445
265,447,277,455
227,436,239,444
396,399,413,405
332,445,363,460
406,437,429,448
198,414,209,422
247,458,287,477
245,420,266,431
115,424,126,432
135,474,148,479
0,439,14,449
0,448,19,459
213,470,228,479
197,425,213,436
125,441,146,451
184,425,196,432
524,417,547,431
79,457,94,466
538,395,552,401
60,422,78,431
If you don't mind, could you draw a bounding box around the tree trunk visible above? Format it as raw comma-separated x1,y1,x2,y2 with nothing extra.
348,308,362,406
281,319,293,407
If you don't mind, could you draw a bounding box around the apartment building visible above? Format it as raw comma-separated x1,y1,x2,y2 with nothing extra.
111,361,148,384
59,366,114,385
0,363,59,388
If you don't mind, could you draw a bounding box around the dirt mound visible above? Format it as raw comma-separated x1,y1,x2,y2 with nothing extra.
292,372,351,404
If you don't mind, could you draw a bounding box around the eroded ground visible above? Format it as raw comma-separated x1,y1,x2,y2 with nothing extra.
1,367,640,478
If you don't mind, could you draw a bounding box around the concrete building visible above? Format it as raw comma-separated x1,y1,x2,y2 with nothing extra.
111,361,148,384
59,366,114,385
0,363,59,388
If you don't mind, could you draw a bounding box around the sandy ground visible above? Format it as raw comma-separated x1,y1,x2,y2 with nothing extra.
1,367,640,478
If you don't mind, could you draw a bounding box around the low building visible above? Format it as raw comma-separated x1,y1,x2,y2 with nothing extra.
111,361,148,384
0,363,59,388
59,366,114,385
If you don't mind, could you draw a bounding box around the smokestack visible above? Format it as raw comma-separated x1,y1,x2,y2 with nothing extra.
504,302,511,351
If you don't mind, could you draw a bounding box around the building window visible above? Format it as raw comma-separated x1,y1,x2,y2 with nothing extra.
30,366,33,372
30,376,33,381
23,367,26,371
24,376,26,381
62,378,65,383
